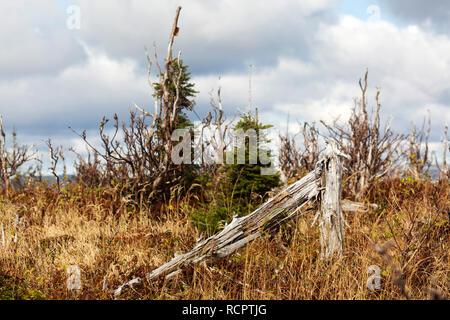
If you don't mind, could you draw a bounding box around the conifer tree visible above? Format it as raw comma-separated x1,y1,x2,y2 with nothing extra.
220,110,281,214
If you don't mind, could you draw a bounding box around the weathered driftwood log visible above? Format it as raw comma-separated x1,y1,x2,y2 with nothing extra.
316,140,349,259
114,167,323,297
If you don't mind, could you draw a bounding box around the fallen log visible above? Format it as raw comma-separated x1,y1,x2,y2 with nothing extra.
114,166,323,297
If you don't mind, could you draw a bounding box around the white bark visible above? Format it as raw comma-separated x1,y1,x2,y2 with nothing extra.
318,140,349,259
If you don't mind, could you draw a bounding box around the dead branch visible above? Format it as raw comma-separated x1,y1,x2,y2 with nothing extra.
408,110,431,179
46,139,61,191
322,70,404,200
0,116,35,195
200,82,236,168
342,199,378,212
279,121,320,182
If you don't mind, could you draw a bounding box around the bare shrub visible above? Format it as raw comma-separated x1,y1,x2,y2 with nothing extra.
71,7,196,205
407,110,432,179
0,115,35,195
206,85,235,166
46,139,66,191
70,146,105,188
321,70,404,200
279,121,320,182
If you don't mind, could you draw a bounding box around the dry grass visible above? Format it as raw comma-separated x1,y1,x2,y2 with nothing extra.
0,178,448,300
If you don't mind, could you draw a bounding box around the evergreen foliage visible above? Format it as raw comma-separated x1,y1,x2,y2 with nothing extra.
190,111,281,235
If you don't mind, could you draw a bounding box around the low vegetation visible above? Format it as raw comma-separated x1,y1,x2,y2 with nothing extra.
0,175,447,299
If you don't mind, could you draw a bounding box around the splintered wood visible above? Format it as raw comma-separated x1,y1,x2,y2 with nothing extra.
114,141,346,297
316,140,349,259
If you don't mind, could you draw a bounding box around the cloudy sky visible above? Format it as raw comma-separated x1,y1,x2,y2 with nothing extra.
1,0,449,174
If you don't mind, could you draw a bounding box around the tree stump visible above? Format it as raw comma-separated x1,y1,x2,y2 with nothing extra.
318,140,349,259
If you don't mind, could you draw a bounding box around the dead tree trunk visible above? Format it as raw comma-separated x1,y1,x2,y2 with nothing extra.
316,140,349,259
114,142,347,297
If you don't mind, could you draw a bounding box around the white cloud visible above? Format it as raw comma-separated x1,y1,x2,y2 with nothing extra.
0,43,149,132
377,0,450,33
0,1,84,78
72,0,338,73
